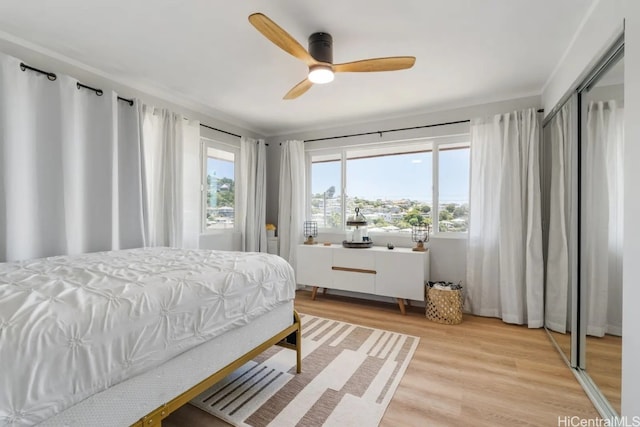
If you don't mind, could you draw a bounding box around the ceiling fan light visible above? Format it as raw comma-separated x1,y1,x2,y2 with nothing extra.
308,65,334,84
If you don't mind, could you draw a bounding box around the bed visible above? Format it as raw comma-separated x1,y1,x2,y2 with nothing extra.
0,247,301,426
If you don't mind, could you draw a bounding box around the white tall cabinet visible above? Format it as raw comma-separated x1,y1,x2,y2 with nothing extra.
296,244,430,314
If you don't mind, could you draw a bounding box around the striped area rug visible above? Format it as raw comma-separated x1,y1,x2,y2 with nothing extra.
189,314,419,427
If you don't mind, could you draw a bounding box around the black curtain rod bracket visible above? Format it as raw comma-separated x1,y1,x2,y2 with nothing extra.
20,62,56,81
19,62,134,106
77,82,103,96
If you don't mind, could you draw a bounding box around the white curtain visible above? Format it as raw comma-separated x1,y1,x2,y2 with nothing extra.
0,52,144,262
545,102,576,333
237,137,267,252
137,103,201,249
278,140,305,270
466,108,544,327
584,101,624,337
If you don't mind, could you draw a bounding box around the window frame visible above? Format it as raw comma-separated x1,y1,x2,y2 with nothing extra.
201,137,240,234
433,141,471,236
306,135,470,238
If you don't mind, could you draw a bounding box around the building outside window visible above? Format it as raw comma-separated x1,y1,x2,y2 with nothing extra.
310,153,342,229
202,139,238,231
437,146,470,232
308,137,469,236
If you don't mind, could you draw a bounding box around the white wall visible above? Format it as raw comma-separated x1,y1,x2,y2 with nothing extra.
623,0,640,417
542,0,638,416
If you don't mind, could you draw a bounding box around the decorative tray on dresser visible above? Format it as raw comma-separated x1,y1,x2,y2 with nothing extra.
341,240,374,248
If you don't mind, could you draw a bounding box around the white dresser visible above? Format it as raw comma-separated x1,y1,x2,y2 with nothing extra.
267,237,279,255
296,244,430,314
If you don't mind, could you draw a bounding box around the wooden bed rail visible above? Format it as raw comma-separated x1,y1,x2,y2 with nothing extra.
132,310,302,427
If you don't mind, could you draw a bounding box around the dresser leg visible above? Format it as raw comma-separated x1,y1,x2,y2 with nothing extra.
396,298,406,315
311,286,319,300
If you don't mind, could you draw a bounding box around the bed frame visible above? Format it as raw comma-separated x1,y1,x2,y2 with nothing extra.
131,310,302,427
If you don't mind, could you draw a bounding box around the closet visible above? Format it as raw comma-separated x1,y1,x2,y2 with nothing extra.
542,36,624,417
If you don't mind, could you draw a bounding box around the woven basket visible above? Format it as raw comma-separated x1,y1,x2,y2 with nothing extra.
425,286,463,325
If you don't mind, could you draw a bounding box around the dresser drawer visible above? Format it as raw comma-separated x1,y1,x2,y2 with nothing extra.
331,248,375,270
375,250,427,300
297,245,332,286
331,269,375,294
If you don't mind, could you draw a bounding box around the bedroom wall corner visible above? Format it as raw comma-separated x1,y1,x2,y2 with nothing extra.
541,0,625,114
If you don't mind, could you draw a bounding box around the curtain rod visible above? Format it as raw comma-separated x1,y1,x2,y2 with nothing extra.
20,62,56,81
199,123,240,138
302,109,544,143
304,119,469,143
199,123,269,145
78,82,134,106
21,62,135,105
19,61,250,141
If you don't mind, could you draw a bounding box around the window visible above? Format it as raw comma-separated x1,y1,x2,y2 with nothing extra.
307,137,469,236
345,148,432,233
310,154,342,229
437,146,470,233
202,139,238,231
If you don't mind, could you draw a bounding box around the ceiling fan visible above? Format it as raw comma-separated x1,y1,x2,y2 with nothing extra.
248,13,416,100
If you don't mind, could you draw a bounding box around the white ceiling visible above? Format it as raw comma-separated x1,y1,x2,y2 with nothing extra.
0,0,594,136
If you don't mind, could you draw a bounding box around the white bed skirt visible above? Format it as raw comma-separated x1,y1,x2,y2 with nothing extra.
41,300,293,426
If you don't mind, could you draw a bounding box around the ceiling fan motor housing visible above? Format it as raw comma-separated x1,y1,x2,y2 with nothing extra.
309,32,333,64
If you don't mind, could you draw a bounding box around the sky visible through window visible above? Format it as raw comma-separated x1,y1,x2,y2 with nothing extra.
312,149,469,203
208,157,234,180
209,149,469,203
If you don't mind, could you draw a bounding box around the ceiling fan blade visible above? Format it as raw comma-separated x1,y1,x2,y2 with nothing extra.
333,56,416,73
249,13,316,65
284,78,313,100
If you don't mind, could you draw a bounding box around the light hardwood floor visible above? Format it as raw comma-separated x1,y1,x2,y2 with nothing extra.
166,290,600,427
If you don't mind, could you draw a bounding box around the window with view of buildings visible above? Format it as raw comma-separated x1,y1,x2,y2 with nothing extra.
437,146,470,232
308,138,469,235
310,154,342,228
203,140,237,231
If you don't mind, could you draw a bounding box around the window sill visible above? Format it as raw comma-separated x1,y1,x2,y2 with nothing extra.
201,229,238,235
318,230,468,240
430,233,468,240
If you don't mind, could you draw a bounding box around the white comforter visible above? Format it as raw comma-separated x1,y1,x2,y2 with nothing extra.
0,247,296,426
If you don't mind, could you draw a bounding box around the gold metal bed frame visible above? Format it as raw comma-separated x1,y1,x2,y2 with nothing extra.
131,310,302,427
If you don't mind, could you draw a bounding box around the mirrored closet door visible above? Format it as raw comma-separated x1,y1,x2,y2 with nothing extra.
542,36,623,417
579,51,624,415
542,94,578,367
